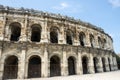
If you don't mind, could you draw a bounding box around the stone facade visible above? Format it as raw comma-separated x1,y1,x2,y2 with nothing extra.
0,5,118,80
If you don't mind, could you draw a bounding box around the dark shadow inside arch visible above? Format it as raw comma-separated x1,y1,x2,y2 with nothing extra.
93,57,98,73
50,55,61,77
3,56,18,79
90,34,94,48
50,28,58,43
28,56,41,78
10,22,21,41
102,58,106,72
68,57,76,75
31,25,41,42
108,58,111,71
82,56,88,74
79,32,85,47
66,30,73,45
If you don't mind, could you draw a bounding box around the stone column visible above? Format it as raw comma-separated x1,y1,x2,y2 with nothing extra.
76,52,82,75
95,34,99,48
41,47,49,77
0,62,4,80
59,26,66,44
97,57,103,73
0,46,3,80
40,18,49,43
113,57,118,70
20,15,27,42
0,13,6,41
61,48,68,76
105,57,110,72
85,32,91,47
17,47,26,79
88,54,95,74
109,56,114,71
24,62,28,78
73,25,79,46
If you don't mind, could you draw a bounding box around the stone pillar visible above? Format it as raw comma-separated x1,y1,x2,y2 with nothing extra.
0,47,3,80
59,26,66,44
0,62,4,80
24,62,28,78
20,15,27,42
105,57,110,72
4,25,10,41
73,25,79,46
113,57,118,70
97,57,103,73
61,48,68,76
17,47,26,79
76,52,82,75
109,56,114,71
85,32,91,47
88,54,95,74
40,19,49,43
95,34,99,48
0,13,6,41
41,48,49,77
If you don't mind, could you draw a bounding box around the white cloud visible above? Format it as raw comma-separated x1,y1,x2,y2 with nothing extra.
52,2,69,10
108,0,120,8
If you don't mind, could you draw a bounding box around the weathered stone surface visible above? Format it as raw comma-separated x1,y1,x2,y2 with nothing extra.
0,5,117,80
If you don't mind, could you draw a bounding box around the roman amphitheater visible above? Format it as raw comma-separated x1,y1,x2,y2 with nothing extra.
0,5,118,80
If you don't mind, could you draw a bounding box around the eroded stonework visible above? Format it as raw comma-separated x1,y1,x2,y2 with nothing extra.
0,5,118,80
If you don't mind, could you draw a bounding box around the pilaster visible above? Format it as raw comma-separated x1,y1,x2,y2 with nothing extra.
61,47,68,76
88,54,95,74
105,57,110,72
17,44,26,79
40,18,49,43
41,47,49,77
20,15,28,42
85,32,91,47
97,57,103,73
76,52,82,75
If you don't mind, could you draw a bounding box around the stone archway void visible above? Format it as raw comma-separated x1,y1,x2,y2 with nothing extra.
102,58,106,72
79,32,86,47
82,56,88,74
28,56,41,78
50,27,58,43
66,30,73,45
3,55,18,79
93,57,98,73
31,24,41,42
10,22,21,41
50,55,61,77
68,56,76,75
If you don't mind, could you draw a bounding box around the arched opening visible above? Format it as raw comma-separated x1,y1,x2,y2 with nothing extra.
79,32,86,47
68,56,76,75
82,56,88,74
93,57,99,73
3,55,18,79
31,24,41,42
28,56,41,78
50,55,61,77
50,27,58,43
10,22,21,41
102,39,106,48
108,58,111,71
66,30,73,45
102,57,106,72
98,37,102,48
90,34,95,47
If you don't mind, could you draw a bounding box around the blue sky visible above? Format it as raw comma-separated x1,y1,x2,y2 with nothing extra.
0,0,120,53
